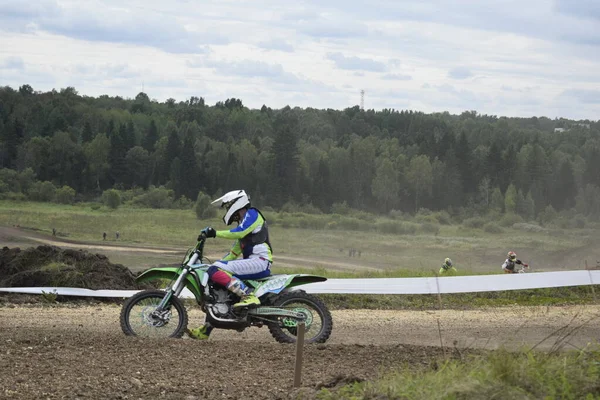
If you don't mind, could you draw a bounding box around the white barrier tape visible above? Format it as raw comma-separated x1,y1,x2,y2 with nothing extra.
304,270,600,294
0,270,599,298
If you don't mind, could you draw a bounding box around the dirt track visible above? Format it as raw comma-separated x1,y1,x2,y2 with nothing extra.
1,226,600,398
1,304,599,399
0,226,381,272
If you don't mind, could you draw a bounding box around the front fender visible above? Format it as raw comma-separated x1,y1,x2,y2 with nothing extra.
136,267,203,301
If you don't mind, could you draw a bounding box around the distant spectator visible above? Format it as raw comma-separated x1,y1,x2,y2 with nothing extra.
103,232,107,241
52,228,56,236
116,231,120,240
358,250,361,258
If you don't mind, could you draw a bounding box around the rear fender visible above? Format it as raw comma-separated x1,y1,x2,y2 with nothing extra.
136,267,203,301
251,274,326,297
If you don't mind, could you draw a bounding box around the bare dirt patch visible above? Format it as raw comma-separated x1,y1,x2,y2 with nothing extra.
0,245,145,290
1,304,599,399
0,305,447,399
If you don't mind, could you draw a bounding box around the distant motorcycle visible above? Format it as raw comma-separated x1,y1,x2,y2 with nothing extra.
505,264,530,274
119,234,333,343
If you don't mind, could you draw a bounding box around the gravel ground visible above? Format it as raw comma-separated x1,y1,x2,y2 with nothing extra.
1,304,599,399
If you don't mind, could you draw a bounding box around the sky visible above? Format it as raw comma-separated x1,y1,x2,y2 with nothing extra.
0,0,599,120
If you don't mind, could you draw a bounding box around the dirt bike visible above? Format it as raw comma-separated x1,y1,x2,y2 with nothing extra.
504,263,530,274
119,234,333,343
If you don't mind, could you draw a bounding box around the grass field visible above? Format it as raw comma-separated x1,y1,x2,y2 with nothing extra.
1,200,599,275
316,346,600,399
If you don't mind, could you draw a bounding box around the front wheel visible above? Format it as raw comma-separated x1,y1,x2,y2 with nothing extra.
120,289,188,338
267,290,333,344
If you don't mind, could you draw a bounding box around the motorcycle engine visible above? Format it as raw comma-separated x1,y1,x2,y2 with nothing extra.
209,287,233,318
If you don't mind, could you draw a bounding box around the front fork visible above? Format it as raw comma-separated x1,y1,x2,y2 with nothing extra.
156,251,200,311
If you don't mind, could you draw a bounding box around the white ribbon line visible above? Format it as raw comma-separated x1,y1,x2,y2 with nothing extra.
0,270,598,298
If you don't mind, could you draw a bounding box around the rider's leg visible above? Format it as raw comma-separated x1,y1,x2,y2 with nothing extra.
187,321,213,340
207,264,253,299
212,259,270,308
187,266,248,338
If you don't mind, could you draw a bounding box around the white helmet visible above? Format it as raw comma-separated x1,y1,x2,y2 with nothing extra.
212,190,250,225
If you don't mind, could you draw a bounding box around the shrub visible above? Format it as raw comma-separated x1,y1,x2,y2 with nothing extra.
175,196,193,210
463,217,486,229
55,185,76,204
483,222,503,233
28,181,56,201
280,201,301,213
538,205,557,226
133,186,174,209
102,189,121,209
388,209,404,219
415,214,439,224
512,222,546,233
331,201,351,215
119,187,146,203
195,191,216,219
572,215,586,229
349,210,374,221
499,213,524,227
375,221,418,235
0,192,26,201
431,211,452,225
300,203,323,215
418,222,440,235
296,214,328,229
337,216,362,230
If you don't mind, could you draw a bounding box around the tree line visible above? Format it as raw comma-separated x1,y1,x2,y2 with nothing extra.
1,84,599,221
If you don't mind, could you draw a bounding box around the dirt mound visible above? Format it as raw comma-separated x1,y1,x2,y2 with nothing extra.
0,245,144,290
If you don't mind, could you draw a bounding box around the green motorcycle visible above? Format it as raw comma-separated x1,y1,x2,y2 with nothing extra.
119,234,333,343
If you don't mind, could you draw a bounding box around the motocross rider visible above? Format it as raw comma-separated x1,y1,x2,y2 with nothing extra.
502,251,528,273
439,258,457,275
188,189,273,340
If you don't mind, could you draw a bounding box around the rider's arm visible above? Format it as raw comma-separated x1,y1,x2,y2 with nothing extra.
515,259,523,265
221,240,242,261
216,209,263,240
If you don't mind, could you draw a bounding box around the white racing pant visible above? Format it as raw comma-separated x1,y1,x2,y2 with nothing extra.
214,257,271,277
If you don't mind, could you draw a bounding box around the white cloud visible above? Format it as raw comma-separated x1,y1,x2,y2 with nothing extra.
381,73,412,81
1,56,25,70
448,67,473,80
0,0,598,119
257,39,294,52
560,89,600,104
327,52,387,72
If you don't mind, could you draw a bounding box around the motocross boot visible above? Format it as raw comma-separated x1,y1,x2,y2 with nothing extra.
233,293,260,308
227,277,260,308
187,324,213,340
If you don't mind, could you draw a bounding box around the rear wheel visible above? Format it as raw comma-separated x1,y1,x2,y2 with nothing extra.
267,291,333,344
120,289,188,338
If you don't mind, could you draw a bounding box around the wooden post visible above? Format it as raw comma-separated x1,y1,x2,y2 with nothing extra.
435,273,443,310
437,318,446,358
585,260,596,300
293,322,306,388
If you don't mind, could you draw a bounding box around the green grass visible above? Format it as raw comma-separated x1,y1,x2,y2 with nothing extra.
1,200,598,274
317,347,600,399
2,200,600,310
